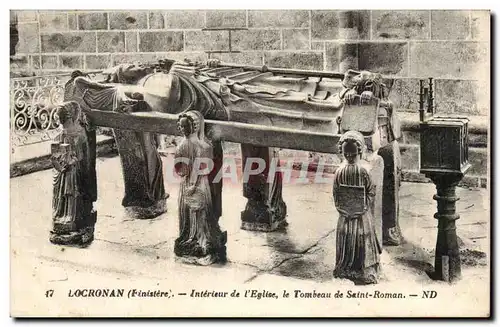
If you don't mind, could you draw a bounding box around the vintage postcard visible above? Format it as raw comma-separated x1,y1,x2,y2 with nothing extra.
9,8,491,318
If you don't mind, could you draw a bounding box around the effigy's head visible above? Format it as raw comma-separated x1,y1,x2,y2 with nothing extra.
338,130,366,164
103,62,155,84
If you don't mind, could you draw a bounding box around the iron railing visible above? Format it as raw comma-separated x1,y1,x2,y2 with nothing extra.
10,71,104,148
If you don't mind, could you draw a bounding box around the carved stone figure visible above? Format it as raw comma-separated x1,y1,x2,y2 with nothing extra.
333,131,383,285
64,70,168,219
174,111,227,265
50,101,97,247
339,69,403,246
64,59,401,239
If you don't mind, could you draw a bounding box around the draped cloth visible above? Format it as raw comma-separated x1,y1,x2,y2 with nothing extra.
170,64,346,130
332,162,383,284
166,63,397,137
164,64,342,230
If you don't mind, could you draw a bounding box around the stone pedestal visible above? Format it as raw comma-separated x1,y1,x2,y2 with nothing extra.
240,144,287,232
49,210,97,247
427,174,463,282
418,114,470,282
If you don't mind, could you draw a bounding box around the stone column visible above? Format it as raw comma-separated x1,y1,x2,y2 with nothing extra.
240,144,287,232
427,174,463,282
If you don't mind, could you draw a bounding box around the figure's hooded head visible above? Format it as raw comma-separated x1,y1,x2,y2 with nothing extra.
338,130,366,164
177,115,194,136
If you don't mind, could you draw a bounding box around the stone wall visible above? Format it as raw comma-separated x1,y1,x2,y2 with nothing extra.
10,10,490,187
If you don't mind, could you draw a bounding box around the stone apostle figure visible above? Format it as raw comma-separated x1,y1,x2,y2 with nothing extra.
333,130,383,285
50,101,97,246
339,69,403,246
174,111,227,265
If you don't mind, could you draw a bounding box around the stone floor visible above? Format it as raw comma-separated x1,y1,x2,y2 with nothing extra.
10,156,490,317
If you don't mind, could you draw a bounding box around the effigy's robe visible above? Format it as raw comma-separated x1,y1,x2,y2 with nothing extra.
183,65,346,132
